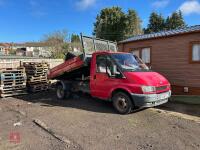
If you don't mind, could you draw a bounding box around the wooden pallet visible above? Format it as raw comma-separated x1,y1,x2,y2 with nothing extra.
0,67,27,98
22,62,50,92
27,83,49,92
1,75,26,80
26,70,47,76
27,80,48,85
23,62,49,68
26,68,48,72
0,72,26,79
27,75,47,84
0,74,26,86
25,66,49,70
0,91,27,98
28,76,47,82
27,74,46,78
0,85,27,98
0,84,26,90
0,67,25,74
1,81,26,87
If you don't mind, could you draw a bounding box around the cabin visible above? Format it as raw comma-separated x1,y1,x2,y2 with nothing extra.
118,25,200,95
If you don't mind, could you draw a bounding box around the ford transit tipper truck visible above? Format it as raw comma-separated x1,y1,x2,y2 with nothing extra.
48,35,171,114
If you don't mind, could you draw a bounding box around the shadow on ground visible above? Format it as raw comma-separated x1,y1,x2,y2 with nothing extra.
157,101,200,117
14,90,200,117
14,89,146,115
14,90,117,114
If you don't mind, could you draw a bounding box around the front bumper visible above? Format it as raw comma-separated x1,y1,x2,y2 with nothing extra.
131,90,171,108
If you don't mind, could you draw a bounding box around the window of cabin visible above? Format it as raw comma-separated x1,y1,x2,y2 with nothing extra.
192,43,200,62
141,48,151,64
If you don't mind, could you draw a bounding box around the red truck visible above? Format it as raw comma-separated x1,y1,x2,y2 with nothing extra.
48,35,171,114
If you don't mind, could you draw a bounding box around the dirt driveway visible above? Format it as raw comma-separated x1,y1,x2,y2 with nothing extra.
0,91,200,150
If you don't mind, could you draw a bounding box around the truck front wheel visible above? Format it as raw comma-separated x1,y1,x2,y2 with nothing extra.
112,92,133,114
56,84,70,100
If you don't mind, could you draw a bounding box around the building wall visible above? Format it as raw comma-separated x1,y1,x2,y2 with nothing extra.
0,46,9,55
119,32,200,95
0,56,63,69
0,46,5,55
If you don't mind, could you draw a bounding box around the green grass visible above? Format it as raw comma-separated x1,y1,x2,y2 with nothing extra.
170,96,200,105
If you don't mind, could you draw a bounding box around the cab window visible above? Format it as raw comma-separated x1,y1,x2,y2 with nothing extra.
96,55,107,73
96,55,119,77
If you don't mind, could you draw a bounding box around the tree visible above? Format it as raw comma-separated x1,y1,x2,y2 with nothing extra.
144,12,165,34
125,9,143,38
165,11,186,30
144,11,187,33
93,7,126,41
70,34,82,54
71,34,80,43
42,29,70,59
93,7,142,42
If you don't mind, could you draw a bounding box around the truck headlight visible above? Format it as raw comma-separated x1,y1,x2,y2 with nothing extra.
142,86,156,93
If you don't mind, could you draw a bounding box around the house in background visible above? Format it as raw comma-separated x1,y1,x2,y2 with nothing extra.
23,42,51,57
12,42,51,57
0,43,11,55
16,48,26,56
118,25,200,95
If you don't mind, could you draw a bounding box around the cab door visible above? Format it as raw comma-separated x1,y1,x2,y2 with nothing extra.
90,54,119,99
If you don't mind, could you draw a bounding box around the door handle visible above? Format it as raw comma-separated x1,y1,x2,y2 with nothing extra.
94,75,96,80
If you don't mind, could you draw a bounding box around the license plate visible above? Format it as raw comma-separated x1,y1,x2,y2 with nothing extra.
157,92,169,100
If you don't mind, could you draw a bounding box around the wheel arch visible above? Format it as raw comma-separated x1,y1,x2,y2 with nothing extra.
111,88,134,105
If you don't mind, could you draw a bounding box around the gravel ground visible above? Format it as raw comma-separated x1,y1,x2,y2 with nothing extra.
0,91,200,150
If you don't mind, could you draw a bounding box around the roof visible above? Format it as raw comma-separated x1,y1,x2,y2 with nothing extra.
0,43,11,47
13,42,51,47
120,25,200,43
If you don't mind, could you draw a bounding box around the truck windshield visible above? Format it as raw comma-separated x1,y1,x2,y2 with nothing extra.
111,53,149,71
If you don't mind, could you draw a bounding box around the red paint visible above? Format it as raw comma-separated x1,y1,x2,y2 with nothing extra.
48,56,84,79
49,51,171,100
90,52,170,100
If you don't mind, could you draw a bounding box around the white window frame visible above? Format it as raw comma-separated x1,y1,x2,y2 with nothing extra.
141,47,151,64
192,44,200,61
190,42,200,63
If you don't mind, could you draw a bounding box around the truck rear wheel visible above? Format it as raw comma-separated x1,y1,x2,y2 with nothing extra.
112,92,133,114
56,84,70,100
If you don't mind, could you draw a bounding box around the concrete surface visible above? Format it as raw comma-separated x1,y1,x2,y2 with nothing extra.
0,91,199,150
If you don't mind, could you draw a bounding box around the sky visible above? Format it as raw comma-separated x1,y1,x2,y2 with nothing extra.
0,0,200,42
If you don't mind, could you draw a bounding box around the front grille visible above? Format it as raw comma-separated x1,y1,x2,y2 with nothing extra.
156,86,167,91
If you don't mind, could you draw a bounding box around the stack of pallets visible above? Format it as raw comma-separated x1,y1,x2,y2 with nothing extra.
23,62,49,92
0,67,27,98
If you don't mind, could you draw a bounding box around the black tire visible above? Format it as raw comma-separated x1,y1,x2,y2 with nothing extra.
56,84,71,100
112,92,133,114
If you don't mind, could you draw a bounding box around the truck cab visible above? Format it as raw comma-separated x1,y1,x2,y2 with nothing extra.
48,35,171,114
89,51,171,114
